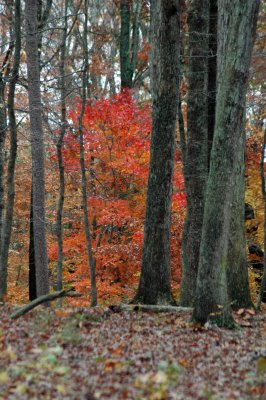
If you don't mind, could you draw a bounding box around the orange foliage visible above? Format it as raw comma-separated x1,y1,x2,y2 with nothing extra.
49,90,185,304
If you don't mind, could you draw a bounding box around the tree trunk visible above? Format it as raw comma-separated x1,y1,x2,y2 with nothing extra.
25,0,49,297
207,1,217,164
56,0,68,293
256,127,266,310
29,185,37,300
78,0,97,307
120,0,133,88
0,74,7,254
0,0,21,301
132,0,180,305
180,0,210,306
192,0,260,326
227,132,252,308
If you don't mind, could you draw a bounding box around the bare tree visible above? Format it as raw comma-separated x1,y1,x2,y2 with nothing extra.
0,0,21,301
25,0,49,297
193,0,260,326
132,0,180,305
78,0,97,306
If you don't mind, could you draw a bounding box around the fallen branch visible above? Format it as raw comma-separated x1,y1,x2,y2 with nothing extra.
10,290,82,319
109,304,193,313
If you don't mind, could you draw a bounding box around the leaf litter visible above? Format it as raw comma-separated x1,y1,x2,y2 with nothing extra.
0,304,266,399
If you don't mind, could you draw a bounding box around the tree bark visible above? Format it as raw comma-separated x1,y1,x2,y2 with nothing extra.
180,0,210,306
56,0,68,293
132,0,180,305
256,127,266,310
193,0,260,326
227,132,252,308
29,186,37,300
25,0,49,297
0,74,7,254
120,0,133,88
78,0,97,307
0,0,21,301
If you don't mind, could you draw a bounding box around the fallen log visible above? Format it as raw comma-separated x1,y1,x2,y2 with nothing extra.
109,304,193,313
10,290,82,319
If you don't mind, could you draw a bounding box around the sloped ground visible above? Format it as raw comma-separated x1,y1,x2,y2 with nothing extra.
0,304,266,400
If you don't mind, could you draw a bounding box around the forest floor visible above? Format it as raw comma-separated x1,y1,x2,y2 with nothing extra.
0,303,266,400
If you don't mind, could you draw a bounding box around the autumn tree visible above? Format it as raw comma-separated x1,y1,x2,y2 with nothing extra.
132,0,180,305
193,0,260,326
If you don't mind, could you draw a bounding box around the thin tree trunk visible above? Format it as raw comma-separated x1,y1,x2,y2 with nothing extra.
29,185,37,300
130,0,141,84
0,74,7,253
256,127,266,310
132,0,180,305
56,0,68,293
193,0,260,326
25,0,49,297
0,0,21,301
180,0,210,306
78,0,97,307
120,0,132,88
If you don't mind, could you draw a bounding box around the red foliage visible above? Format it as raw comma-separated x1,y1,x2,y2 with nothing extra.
49,90,185,303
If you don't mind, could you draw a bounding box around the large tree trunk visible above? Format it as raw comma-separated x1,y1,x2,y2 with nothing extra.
132,0,180,305
180,0,210,306
0,0,21,301
25,0,49,297
207,1,217,164
227,132,252,308
192,0,260,326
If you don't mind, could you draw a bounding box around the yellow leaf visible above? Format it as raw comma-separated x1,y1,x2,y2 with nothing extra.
0,371,9,384
14,384,27,395
56,384,67,394
257,356,266,374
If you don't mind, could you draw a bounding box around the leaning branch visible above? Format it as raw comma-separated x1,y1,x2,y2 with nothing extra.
10,290,81,319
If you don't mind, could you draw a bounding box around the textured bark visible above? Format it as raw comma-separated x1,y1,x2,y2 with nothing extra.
29,186,37,300
120,0,141,89
180,0,210,306
120,0,132,88
0,0,21,301
0,43,13,254
25,0,49,297
193,0,260,326
132,0,180,305
112,304,192,313
222,0,252,309
78,0,97,307
256,128,266,310
130,0,141,84
207,1,217,164
0,74,7,253
56,0,68,293
227,133,252,308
